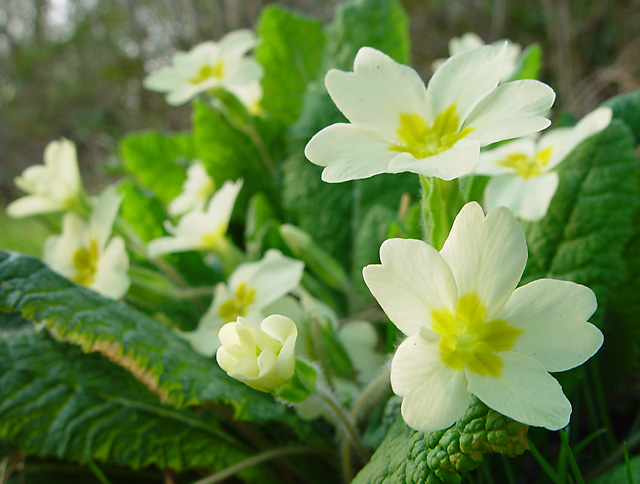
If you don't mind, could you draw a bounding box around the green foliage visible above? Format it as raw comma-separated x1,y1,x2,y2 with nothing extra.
256,6,325,124
119,131,193,205
604,90,640,144
352,397,528,484
0,319,252,473
0,251,294,424
511,43,542,81
282,0,413,266
116,179,167,243
592,455,640,484
521,120,640,323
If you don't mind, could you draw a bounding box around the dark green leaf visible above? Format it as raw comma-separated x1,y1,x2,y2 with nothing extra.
0,319,251,472
0,251,295,425
604,89,640,144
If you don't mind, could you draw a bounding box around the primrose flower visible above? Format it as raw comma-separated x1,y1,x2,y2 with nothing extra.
7,138,84,218
305,46,554,183
432,32,522,82
182,249,304,357
43,186,129,299
217,315,297,392
168,162,216,217
143,30,262,107
363,202,603,432
147,179,242,258
476,107,612,221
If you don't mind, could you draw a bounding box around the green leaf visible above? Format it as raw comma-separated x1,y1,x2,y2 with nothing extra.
604,89,640,144
592,454,640,484
521,120,640,323
116,179,167,243
511,43,542,81
0,320,252,473
192,100,282,215
119,131,193,205
352,397,528,484
255,6,325,124
0,251,294,425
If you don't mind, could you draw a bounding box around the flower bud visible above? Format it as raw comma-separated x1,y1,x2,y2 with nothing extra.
216,315,297,392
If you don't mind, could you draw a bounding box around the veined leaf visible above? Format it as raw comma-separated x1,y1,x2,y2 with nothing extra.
0,319,252,473
255,6,325,124
0,251,292,424
352,398,528,484
604,89,640,144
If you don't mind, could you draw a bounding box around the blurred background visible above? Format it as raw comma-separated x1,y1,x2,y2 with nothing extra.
1,0,639,204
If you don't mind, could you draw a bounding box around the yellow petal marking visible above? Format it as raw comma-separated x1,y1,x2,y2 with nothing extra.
218,282,257,322
72,238,100,286
496,146,554,179
431,293,522,377
190,61,225,85
390,105,475,159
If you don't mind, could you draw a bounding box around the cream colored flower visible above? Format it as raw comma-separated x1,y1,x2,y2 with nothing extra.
476,107,612,221
7,138,84,218
363,202,603,432
217,315,298,392
305,46,554,183
143,30,262,107
168,162,216,217
147,179,242,258
43,186,129,299
182,249,304,357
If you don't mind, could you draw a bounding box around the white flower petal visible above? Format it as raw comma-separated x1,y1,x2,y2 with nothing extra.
305,124,399,183
387,138,480,179
363,238,458,336
484,172,558,221
147,235,200,258
260,314,298,344
183,325,222,357
440,203,527,316
427,45,503,122
92,236,130,299
90,186,122,249
205,179,243,232
325,47,430,136
497,278,601,372
391,332,471,432
5,196,65,218
465,80,555,145
466,352,572,430
47,138,81,194
218,29,259,60
143,67,186,92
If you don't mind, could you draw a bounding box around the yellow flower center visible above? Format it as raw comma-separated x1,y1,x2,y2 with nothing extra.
190,61,225,85
431,293,522,377
219,282,257,322
71,238,100,286
200,224,226,249
496,146,554,179
390,105,475,159
197,178,216,199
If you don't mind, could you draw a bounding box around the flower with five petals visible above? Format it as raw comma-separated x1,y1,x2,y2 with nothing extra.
363,202,603,432
305,46,555,183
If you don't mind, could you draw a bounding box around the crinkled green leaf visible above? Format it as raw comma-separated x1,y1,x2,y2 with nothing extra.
604,89,640,144
352,397,528,484
521,120,640,324
119,131,193,205
0,319,252,472
255,6,325,124
0,251,294,425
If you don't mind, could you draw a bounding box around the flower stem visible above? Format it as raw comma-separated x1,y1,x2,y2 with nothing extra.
318,391,370,464
87,460,113,484
350,364,391,423
190,447,320,484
